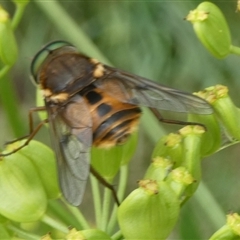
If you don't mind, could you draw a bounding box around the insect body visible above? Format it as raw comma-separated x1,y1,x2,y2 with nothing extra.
8,41,213,206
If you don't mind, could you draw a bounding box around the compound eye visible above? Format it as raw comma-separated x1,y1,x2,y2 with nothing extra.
30,40,73,84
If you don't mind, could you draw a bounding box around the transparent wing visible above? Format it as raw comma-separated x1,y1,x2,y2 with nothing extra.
46,96,92,206
95,66,212,114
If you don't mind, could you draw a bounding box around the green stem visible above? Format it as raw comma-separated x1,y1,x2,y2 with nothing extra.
41,213,69,233
0,2,27,78
65,202,90,230
33,0,110,64
107,165,128,234
0,2,28,138
7,224,40,240
107,205,118,235
0,3,27,80
11,3,27,30
117,165,129,202
48,200,84,230
230,45,240,56
90,174,102,228
100,187,112,231
111,230,123,240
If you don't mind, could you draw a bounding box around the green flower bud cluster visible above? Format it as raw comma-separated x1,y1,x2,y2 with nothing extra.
117,125,205,239
117,83,240,239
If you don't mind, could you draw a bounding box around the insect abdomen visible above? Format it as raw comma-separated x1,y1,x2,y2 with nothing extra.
82,85,141,148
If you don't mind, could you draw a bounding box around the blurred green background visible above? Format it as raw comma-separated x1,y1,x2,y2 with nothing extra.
1,1,240,239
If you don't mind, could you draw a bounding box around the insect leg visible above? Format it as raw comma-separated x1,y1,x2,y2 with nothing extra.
149,107,206,129
0,106,48,157
90,165,120,206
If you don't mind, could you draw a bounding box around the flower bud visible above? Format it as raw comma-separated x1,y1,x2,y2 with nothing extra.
237,1,240,12
227,213,240,237
91,147,122,182
198,85,240,140
188,95,221,156
118,180,180,239
144,156,173,182
189,114,220,156
152,133,183,166
179,125,204,200
186,2,231,58
19,140,60,200
0,147,47,222
166,167,194,198
91,132,138,181
209,213,240,240
0,6,18,65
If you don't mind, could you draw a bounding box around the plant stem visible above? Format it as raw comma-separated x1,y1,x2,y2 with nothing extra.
100,187,112,231
230,45,240,56
7,224,40,240
41,214,69,233
48,200,83,230
64,202,90,230
11,3,27,30
111,230,123,240
117,165,129,202
0,2,27,80
90,174,102,228
107,165,128,234
0,2,28,137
